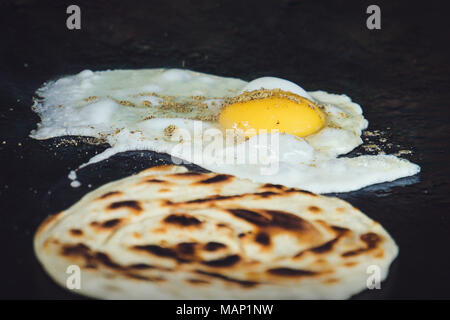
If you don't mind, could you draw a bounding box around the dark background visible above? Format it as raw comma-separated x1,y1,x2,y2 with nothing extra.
0,0,449,299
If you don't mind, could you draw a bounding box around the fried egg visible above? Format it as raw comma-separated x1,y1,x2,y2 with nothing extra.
30,69,420,193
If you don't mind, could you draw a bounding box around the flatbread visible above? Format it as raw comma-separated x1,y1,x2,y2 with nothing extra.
34,165,398,299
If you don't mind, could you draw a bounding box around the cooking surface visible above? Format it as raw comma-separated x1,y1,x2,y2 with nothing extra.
0,0,449,299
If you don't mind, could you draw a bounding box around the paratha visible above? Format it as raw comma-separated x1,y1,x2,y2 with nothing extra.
34,165,398,299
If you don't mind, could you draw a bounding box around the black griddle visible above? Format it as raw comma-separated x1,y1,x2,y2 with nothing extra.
1,0,449,299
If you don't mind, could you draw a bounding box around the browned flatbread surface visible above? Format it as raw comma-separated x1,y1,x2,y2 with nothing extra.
34,165,398,299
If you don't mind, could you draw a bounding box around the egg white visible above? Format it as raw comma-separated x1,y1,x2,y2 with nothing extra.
30,68,420,193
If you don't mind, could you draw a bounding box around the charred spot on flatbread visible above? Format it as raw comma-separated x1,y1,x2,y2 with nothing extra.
204,242,227,251
107,200,142,213
163,214,202,226
98,191,123,200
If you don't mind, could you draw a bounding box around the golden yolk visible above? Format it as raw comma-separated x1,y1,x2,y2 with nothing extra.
218,91,325,138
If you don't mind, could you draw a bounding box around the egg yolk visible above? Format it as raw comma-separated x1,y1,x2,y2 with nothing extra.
218,90,325,138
